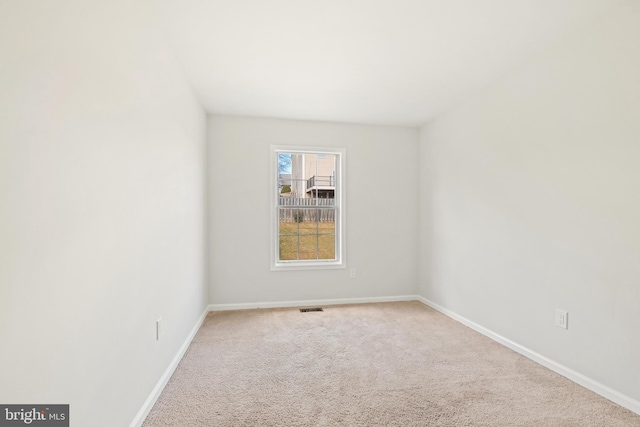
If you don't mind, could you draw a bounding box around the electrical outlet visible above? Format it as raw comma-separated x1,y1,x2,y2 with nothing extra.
555,310,568,329
156,318,164,340
349,268,356,278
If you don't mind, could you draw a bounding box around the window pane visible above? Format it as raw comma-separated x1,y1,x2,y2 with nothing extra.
279,235,298,260
278,218,298,235
318,235,335,260
299,235,318,260
298,217,318,235
317,217,335,235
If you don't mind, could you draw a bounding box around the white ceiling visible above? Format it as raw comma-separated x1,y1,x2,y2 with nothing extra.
158,0,621,127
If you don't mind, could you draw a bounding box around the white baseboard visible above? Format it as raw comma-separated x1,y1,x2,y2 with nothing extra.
130,305,210,427
416,296,640,416
208,294,420,311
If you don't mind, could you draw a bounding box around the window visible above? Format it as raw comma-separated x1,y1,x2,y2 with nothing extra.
271,146,345,270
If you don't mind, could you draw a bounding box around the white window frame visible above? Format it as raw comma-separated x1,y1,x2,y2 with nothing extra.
270,145,346,271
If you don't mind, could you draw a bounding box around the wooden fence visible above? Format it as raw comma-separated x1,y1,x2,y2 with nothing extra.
278,197,335,222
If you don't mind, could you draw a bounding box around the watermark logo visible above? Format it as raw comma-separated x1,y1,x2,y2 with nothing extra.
0,405,68,426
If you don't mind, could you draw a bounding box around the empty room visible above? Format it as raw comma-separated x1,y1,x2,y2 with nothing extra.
1,0,639,426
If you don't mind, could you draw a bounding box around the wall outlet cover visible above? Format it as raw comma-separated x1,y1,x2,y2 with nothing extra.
555,310,568,329
156,318,164,340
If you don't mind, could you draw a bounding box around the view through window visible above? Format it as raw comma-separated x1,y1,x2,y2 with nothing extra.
272,147,344,268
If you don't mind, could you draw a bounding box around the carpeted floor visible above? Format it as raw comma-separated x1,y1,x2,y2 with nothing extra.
143,301,640,426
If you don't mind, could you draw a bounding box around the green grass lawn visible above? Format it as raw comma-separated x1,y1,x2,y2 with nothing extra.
279,221,335,260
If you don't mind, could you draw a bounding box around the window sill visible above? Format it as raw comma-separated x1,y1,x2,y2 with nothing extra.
271,260,345,271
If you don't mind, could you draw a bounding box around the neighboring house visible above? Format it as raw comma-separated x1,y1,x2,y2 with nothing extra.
288,153,336,198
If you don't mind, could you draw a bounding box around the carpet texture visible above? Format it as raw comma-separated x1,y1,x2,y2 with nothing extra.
143,301,640,426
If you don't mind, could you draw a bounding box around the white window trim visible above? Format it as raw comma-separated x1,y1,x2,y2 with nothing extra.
270,145,346,271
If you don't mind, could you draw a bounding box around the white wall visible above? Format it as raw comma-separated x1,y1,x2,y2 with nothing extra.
209,116,418,305
0,1,207,426
419,4,640,406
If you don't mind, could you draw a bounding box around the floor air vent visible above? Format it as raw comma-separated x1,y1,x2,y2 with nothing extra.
300,307,324,312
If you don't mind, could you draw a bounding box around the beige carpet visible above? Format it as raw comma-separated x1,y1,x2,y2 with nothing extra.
143,301,640,426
